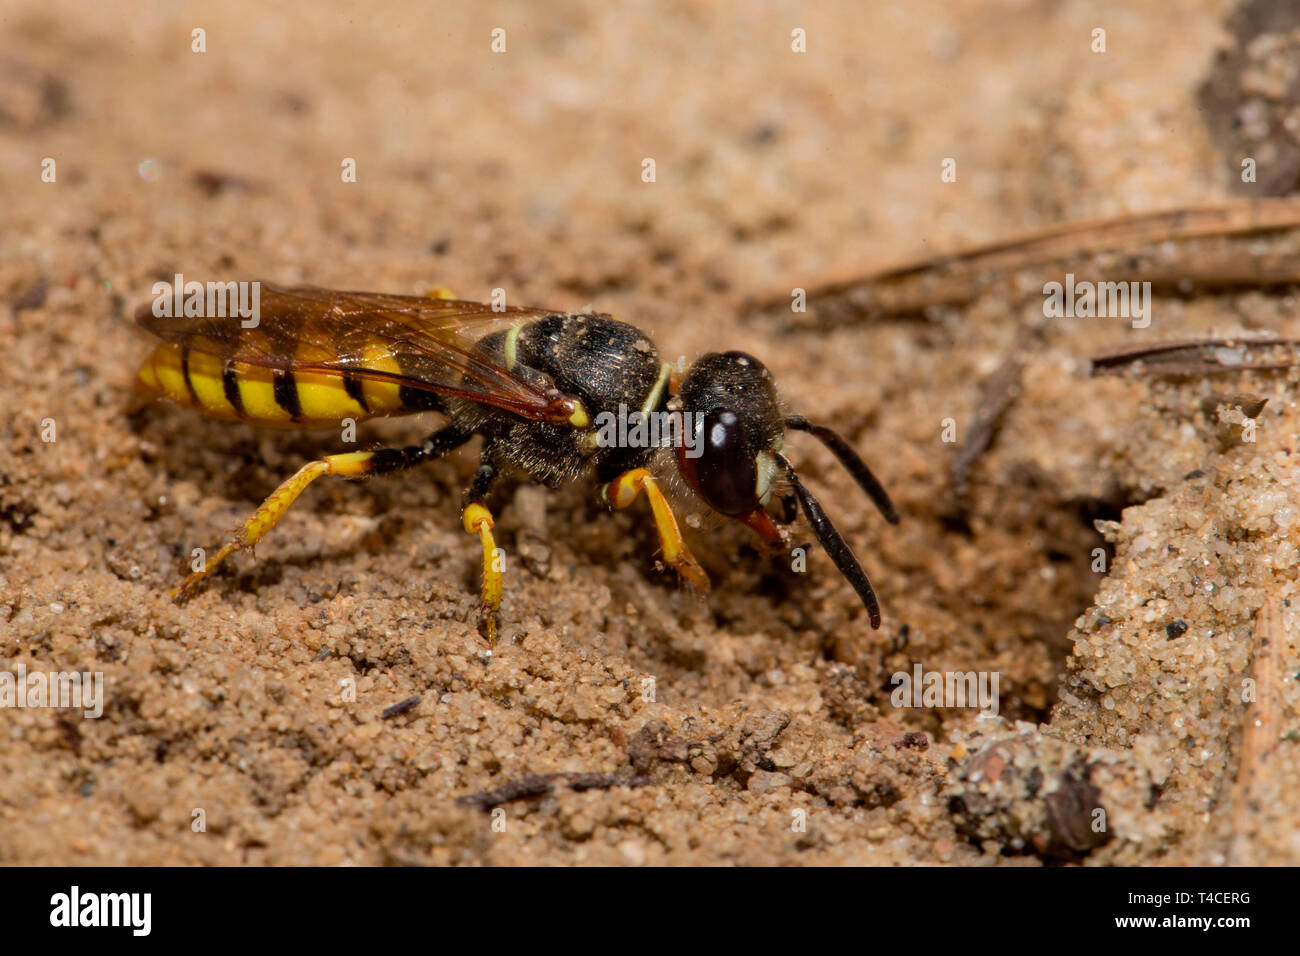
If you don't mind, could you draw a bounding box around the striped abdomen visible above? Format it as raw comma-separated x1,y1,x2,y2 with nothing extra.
136,344,424,427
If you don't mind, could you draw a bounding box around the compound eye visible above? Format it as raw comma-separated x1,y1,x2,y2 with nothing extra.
697,409,758,516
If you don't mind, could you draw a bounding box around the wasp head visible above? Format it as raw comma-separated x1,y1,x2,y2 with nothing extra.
673,350,900,628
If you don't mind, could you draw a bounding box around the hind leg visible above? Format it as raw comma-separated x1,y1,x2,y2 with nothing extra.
175,424,473,598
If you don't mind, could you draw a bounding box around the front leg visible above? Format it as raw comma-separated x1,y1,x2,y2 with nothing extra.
600,468,709,592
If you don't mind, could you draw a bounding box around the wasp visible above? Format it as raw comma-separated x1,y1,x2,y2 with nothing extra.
135,283,899,642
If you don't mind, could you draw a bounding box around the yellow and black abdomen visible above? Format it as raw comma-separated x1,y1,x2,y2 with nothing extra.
136,344,411,428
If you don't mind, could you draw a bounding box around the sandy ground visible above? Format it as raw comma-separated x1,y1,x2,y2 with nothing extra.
4,0,1299,865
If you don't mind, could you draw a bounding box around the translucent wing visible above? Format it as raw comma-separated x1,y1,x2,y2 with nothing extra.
135,283,583,422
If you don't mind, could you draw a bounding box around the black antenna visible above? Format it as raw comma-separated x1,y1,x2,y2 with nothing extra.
785,415,900,524
778,454,882,628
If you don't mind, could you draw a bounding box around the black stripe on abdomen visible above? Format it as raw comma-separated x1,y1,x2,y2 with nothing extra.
342,369,370,413
272,367,303,421
222,360,245,416
179,348,200,405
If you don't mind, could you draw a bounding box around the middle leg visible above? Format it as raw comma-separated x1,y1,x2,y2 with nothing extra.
461,447,505,644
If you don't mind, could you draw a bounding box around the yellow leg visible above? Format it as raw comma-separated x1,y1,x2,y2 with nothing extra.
463,502,503,644
173,450,377,599
602,468,709,592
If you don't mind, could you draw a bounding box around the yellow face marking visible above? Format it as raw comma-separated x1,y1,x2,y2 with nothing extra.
755,450,778,504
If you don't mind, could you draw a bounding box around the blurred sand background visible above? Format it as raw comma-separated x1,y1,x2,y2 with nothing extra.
4,0,1300,865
